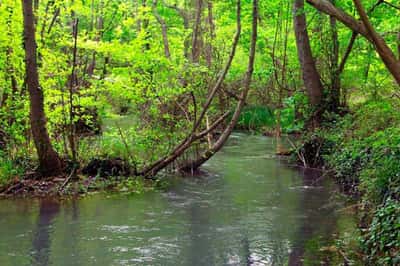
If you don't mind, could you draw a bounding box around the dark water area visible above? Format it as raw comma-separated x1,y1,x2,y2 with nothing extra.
0,133,356,265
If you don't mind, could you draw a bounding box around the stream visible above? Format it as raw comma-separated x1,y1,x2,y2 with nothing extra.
0,133,356,265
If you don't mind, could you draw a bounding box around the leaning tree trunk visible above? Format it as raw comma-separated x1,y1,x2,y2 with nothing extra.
306,0,400,86
22,0,62,177
139,0,242,178
352,0,400,86
179,0,258,172
294,0,324,127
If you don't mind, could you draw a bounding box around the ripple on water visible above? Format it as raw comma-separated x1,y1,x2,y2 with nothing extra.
0,134,355,266
101,225,161,233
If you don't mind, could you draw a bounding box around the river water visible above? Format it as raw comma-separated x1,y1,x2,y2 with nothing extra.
0,133,355,265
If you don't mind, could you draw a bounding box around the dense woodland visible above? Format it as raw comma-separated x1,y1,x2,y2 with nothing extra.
0,0,399,264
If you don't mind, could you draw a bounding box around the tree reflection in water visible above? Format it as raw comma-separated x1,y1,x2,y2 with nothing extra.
31,198,60,266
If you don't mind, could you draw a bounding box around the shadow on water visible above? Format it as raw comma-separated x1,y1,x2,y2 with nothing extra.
188,200,215,266
31,198,60,266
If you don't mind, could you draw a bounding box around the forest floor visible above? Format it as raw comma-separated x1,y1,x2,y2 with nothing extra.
0,173,159,198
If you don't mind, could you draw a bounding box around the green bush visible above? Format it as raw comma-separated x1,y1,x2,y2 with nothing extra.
304,99,400,263
358,127,400,204
0,153,24,186
235,105,275,130
279,93,308,133
352,100,400,138
362,199,400,265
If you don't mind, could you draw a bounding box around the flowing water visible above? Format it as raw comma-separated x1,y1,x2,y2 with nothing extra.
0,133,356,266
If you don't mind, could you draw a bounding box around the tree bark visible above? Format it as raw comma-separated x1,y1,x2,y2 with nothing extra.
397,31,400,60
22,0,62,177
294,0,324,125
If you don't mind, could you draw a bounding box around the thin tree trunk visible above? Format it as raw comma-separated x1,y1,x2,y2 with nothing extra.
142,0,151,51
294,0,324,126
2,4,18,111
163,1,191,59
353,0,400,85
338,31,358,74
46,6,60,35
22,0,62,177
205,1,215,67
307,0,400,85
153,0,171,59
179,0,257,172
329,0,340,110
69,18,79,164
139,0,242,178
397,31,400,60
191,0,203,63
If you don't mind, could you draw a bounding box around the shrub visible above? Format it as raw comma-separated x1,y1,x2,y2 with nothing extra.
362,199,400,265
235,105,275,130
0,153,25,186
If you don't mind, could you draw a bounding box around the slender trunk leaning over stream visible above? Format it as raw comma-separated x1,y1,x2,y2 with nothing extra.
179,0,258,172
139,0,243,178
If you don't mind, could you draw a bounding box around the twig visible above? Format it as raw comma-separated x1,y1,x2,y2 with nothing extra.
287,137,308,168
59,168,76,192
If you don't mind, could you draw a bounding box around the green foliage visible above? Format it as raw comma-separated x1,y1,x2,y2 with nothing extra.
235,105,275,130
116,178,149,194
0,152,24,186
324,100,400,203
362,199,400,265
307,99,400,263
279,93,309,133
352,100,400,138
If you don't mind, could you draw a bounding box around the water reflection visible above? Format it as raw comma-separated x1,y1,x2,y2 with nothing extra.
0,133,352,266
288,168,339,266
31,199,60,266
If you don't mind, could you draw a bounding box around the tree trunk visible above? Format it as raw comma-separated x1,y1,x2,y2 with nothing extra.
139,0,242,178
191,0,203,63
163,2,191,59
153,0,171,59
352,0,400,85
338,31,357,74
397,31,400,60
306,0,400,86
294,0,324,126
179,0,257,172
22,0,62,177
329,0,340,110
205,1,215,67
